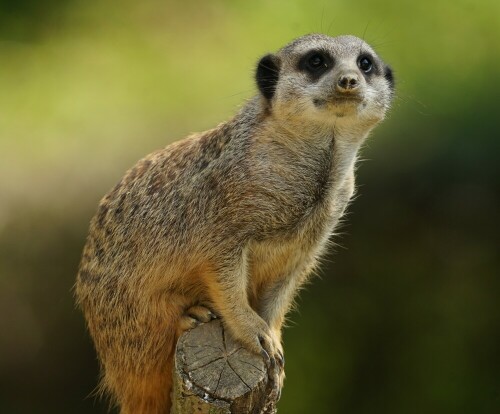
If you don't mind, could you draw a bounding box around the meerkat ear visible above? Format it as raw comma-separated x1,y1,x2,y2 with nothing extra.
256,54,281,100
384,65,395,90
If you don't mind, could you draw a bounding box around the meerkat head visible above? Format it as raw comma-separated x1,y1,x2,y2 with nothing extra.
256,34,394,129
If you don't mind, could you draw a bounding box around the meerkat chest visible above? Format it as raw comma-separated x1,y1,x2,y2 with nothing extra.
249,167,355,287
269,136,358,226
247,133,360,278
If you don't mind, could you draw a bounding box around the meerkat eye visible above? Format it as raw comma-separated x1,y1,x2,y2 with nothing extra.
308,54,326,69
299,51,332,78
358,57,373,73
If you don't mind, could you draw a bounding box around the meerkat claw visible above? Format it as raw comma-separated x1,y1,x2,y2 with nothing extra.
276,350,285,368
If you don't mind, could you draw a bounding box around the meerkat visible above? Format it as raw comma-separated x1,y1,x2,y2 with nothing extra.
75,34,394,413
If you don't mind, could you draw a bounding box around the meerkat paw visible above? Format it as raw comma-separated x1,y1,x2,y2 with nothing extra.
178,305,217,333
251,328,285,403
257,328,284,371
266,329,285,401
228,316,283,378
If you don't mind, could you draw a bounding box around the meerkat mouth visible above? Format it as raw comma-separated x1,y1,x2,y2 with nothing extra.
314,95,364,108
332,96,363,105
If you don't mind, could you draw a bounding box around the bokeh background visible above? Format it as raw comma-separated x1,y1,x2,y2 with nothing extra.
1,0,499,413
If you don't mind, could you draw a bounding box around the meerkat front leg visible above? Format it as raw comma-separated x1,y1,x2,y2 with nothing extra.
251,268,311,396
258,260,317,360
202,250,282,369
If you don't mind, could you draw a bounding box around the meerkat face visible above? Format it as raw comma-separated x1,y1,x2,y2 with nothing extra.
256,34,394,128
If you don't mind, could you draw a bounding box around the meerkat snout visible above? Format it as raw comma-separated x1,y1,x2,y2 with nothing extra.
337,73,360,92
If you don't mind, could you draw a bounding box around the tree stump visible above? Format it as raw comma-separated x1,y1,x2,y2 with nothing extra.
172,319,279,414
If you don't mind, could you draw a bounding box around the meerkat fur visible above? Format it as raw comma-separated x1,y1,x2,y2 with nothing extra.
75,34,394,413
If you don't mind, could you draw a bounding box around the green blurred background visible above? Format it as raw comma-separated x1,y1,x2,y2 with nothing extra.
0,0,499,413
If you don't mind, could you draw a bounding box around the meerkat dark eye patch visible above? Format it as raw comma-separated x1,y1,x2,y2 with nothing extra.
298,50,333,80
256,54,281,100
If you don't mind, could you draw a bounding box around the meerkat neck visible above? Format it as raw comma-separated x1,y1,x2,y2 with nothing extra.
232,98,372,168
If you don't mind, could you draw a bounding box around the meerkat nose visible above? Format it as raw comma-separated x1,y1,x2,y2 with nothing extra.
337,73,360,92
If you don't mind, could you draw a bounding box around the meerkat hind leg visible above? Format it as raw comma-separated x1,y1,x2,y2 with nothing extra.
114,368,173,414
177,305,217,334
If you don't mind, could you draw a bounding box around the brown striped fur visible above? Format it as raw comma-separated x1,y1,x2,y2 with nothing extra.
75,34,393,413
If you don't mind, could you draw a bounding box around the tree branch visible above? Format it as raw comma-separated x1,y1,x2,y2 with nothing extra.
172,319,279,414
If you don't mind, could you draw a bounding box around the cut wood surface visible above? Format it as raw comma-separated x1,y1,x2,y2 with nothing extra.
172,319,279,414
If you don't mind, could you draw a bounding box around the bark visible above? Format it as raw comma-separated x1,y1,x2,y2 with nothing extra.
172,319,279,414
